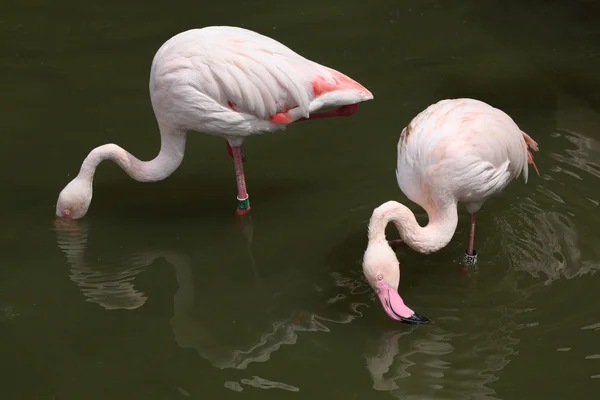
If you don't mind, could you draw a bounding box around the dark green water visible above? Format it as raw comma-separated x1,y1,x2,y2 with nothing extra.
2,0,600,399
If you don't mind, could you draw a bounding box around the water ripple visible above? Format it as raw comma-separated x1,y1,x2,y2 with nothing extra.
497,200,591,282
363,306,532,400
550,129,600,180
582,322,600,331
223,381,244,392
496,127,600,283
0,304,19,320
53,219,368,374
54,219,150,310
240,376,299,392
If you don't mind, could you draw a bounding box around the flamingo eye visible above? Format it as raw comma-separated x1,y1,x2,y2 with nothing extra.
64,209,71,216
377,274,383,281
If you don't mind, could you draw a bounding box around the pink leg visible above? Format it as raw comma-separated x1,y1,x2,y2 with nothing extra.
466,213,476,256
226,141,246,162
231,145,251,216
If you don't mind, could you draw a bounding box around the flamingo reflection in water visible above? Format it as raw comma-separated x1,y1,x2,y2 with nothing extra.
53,218,365,380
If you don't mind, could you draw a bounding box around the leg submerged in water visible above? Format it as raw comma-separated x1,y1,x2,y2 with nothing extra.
462,213,478,267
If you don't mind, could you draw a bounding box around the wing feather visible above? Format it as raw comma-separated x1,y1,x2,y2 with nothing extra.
239,62,278,117
189,47,310,120
227,62,260,115
151,27,370,126
272,55,310,115
260,59,309,115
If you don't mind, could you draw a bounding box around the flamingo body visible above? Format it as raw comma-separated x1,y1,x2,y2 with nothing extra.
362,98,539,323
56,26,372,219
150,26,372,142
396,98,538,217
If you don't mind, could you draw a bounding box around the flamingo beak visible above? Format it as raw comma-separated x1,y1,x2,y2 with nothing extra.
376,280,429,324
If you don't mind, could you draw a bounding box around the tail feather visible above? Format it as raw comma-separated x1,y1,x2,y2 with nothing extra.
527,150,540,176
269,68,372,124
522,131,540,177
312,67,371,97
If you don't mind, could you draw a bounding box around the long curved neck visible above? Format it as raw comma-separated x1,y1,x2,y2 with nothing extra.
77,125,186,183
367,200,458,254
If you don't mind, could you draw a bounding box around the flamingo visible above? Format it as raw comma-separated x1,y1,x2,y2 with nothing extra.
362,98,539,324
55,26,373,219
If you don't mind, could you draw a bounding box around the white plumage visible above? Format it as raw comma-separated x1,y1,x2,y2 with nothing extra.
56,26,373,219
396,98,538,217
362,98,539,324
150,26,372,140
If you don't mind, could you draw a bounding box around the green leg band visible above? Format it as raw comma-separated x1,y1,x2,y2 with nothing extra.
237,195,250,210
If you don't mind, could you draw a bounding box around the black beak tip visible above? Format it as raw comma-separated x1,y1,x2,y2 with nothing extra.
400,313,430,325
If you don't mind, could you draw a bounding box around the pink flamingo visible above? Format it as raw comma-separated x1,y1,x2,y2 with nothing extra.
362,98,539,324
55,26,372,219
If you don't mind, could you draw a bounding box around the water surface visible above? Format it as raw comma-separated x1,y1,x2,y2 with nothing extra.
2,0,600,399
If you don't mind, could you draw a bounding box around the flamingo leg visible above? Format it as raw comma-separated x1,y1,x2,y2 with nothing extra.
466,213,476,255
462,213,478,267
231,146,251,216
226,141,246,162
225,104,356,183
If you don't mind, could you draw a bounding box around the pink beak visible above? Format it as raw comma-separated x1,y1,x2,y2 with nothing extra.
376,280,429,324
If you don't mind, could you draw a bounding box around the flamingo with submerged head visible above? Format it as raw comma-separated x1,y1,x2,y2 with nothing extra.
55,26,372,219
362,98,540,323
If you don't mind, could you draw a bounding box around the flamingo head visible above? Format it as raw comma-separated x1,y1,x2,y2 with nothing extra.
56,177,92,220
362,241,429,324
